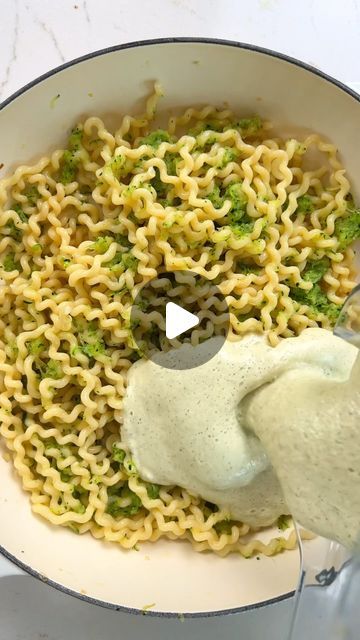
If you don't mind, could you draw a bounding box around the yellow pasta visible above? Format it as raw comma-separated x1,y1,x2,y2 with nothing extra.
0,86,358,558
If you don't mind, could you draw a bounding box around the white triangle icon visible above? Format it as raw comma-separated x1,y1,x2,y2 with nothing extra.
165,302,200,340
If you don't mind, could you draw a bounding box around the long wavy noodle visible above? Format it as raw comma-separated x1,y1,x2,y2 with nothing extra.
0,85,357,557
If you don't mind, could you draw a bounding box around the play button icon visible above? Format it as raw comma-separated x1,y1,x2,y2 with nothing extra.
165,302,200,340
129,270,230,370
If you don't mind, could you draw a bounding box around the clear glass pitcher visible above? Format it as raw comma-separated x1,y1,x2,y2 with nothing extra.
288,284,360,640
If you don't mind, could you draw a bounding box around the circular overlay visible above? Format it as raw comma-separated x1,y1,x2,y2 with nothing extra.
129,270,230,370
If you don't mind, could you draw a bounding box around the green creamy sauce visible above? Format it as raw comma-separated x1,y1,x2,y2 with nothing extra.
122,328,358,530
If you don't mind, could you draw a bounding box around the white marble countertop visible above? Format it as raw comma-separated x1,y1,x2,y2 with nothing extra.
0,1,360,638
1,0,360,103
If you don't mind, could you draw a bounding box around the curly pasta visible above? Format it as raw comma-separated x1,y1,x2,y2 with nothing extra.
0,86,358,558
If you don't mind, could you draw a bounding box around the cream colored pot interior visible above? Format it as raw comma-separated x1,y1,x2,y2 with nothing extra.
0,41,359,615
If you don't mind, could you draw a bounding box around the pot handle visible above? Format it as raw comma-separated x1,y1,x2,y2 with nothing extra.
0,555,26,578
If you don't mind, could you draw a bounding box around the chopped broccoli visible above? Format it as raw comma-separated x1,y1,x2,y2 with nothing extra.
164,152,178,175
24,185,39,205
189,120,224,136
59,150,79,184
214,519,235,535
334,209,360,250
233,116,262,136
91,236,113,254
114,234,132,249
104,251,123,270
219,147,238,168
60,469,73,483
31,243,42,255
74,318,106,360
146,483,160,499
3,252,20,272
79,341,106,359
290,283,341,322
236,262,261,275
225,182,248,224
108,154,133,180
206,185,224,208
73,503,86,515
277,515,291,531
296,195,315,214
104,250,138,272
230,218,255,237
4,219,22,241
151,168,168,198
206,182,250,225
139,130,172,148
68,126,83,151
12,204,28,222
28,338,46,355
122,253,138,270
112,444,126,463
302,257,330,283
40,359,63,380
106,487,142,517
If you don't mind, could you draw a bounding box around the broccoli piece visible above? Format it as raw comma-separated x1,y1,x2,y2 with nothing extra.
151,168,168,199
28,338,46,355
230,218,255,237
334,209,360,250
68,126,83,151
59,150,79,184
114,234,132,249
91,236,113,254
104,251,123,270
60,469,73,483
40,359,63,380
164,152,178,175
189,120,224,136
225,182,248,224
104,251,138,272
236,262,261,275
219,147,238,168
74,318,106,360
3,252,20,272
79,341,106,359
122,253,138,271
12,204,28,222
277,515,291,531
290,283,341,322
106,487,142,517
73,503,86,515
31,243,42,255
296,195,315,214
145,483,160,499
233,116,262,136
3,219,22,241
139,130,172,148
112,444,126,463
109,154,133,180
302,257,330,284
24,185,39,205
206,185,224,209
214,519,235,535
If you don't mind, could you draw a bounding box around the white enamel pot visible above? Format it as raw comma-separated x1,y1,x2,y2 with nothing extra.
0,39,359,618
